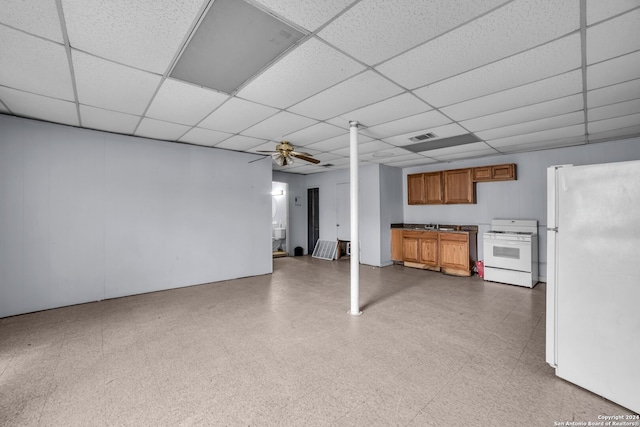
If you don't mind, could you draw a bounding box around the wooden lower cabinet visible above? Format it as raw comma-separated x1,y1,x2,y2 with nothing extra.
399,230,476,276
390,228,404,262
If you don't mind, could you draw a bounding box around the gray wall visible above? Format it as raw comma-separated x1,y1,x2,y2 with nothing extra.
379,164,404,266
403,137,640,280
0,115,272,318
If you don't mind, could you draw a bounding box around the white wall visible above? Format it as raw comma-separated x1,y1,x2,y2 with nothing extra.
379,164,404,266
0,115,272,318
403,137,640,279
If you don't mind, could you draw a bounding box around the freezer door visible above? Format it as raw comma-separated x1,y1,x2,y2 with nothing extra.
555,161,640,413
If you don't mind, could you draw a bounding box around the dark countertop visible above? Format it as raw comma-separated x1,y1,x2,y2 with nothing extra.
391,223,478,233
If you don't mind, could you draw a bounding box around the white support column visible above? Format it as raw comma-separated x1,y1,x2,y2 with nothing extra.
348,121,362,316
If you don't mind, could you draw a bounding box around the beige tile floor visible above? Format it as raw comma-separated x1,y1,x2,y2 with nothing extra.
0,256,636,426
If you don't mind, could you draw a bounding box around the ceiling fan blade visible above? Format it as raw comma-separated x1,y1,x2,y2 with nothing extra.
291,151,313,157
256,150,279,154
292,153,320,164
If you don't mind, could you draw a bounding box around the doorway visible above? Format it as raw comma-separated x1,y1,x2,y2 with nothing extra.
336,182,350,241
307,188,319,254
272,182,288,257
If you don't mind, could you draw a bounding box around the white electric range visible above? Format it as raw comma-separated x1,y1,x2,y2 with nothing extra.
483,219,538,288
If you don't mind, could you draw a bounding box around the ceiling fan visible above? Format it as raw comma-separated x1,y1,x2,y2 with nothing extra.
257,141,320,166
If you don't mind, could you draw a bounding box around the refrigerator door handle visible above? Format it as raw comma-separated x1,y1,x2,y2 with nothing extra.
547,227,558,232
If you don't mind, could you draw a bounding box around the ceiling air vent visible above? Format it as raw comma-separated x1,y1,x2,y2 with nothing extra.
409,132,437,143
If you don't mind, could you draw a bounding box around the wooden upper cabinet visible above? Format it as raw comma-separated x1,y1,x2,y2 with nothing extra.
443,168,474,204
473,163,516,182
407,173,426,205
424,171,444,204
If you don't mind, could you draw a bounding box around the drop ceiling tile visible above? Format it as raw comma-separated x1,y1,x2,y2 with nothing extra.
178,127,233,147
587,9,640,65
135,118,191,141
588,99,640,121
73,50,161,115
198,98,279,133
214,135,266,151
496,136,586,153
0,86,78,126
320,0,507,66
365,152,427,164
488,124,585,148
241,111,317,140
0,26,74,100
311,152,343,163
376,0,579,89
282,122,345,146
586,0,640,25
79,104,139,134
587,79,640,108
305,134,372,152
431,148,501,162
146,79,229,126
419,142,496,157
330,140,395,157
330,93,432,129
461,94,584,132
1,0,63,42
61,0,205,73
288,71,404,120
588,124,640,143
414,34,582,107
587,51,640,90
588,112,640,134
238,38,364,109
361,110,451,139
386,158,439,167
383,123,469,147
476,111,585,140
253,0,352,31
441,69,583,121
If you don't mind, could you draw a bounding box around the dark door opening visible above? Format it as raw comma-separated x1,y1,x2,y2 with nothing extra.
307,188,319,254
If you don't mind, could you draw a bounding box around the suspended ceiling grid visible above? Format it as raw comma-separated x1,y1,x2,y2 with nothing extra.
0,0,639,174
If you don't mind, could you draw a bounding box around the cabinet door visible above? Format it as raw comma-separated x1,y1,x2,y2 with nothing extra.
443,169,474,204
424,172,443,204
402,237,419,262
439,233,469,271
407,174,426,205
419,234,438,266
391,229,404,261
492,164,516,180
472,166,492,182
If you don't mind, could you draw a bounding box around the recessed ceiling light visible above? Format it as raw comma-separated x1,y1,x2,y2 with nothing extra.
170,0,305,94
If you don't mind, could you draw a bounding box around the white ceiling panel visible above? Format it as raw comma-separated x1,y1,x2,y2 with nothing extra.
476,111,585,141
441,70,583,121
320,0,507,66
586,0,640,25
415,34,582,108
146,79,228,126
383,123,469,147
0,103,8,113
330,93,431,129
496,135,586,153
488,124,585,148
588,124,640,143
61,0,205,73
376,0,579,89
431,148,501,162
330,140,395,157
588,112,640,134
135,118,191,141
418,142,496,157
305,133,372,152
361,110,451,139
241,111,317,140
252,0,352,31
178,127,232,147
73,50,161,115
586,8,640,65
1,0,63,42
281,122,345,146
0,26,74,101
0,86,78,126
363,151,426,164
214,134,266,151
462,94,584,132
587,79,640,108
80,104,139,134
386,157,439,167
305,152,342,163
288,71,404,120
588,99,640,122
237,38,364,109
587,51,640,90
198,97,278,133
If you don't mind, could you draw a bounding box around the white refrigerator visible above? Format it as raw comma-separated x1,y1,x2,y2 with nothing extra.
546,161,640,413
